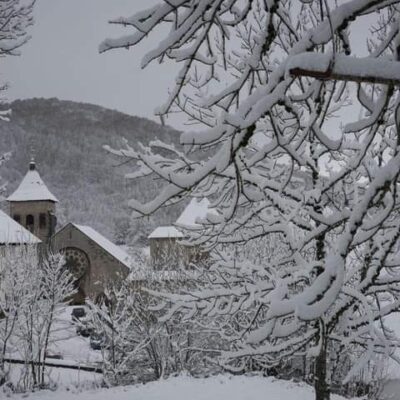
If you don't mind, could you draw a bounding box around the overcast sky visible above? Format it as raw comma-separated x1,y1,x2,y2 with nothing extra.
2,0,179,125
2,1,373,131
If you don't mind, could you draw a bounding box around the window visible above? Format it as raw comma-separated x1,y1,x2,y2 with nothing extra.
26,214,34,232
13,214,21,223
39,213,46,229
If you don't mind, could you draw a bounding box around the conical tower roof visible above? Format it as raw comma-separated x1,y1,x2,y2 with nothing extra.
6,161,58,203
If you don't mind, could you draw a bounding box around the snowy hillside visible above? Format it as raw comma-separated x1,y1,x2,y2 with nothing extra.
0,98,183,242
9,374,349,400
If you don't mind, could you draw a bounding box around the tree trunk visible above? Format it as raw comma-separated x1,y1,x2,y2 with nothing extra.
314,323,330,400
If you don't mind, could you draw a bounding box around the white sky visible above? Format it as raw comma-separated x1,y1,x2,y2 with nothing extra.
2,0,178,125
2,1,374,131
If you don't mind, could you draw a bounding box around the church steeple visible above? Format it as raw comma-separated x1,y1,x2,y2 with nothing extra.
29,159,36,171
7,159,58,242
29,139,36,171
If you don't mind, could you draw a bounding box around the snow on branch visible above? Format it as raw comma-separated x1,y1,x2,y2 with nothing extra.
287,53,400,85
0,0,35,57
102,1,400,395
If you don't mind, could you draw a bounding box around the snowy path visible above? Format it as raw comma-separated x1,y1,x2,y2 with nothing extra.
9,375,349,400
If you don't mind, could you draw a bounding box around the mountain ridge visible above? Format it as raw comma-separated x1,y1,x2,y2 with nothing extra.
0,97,182,243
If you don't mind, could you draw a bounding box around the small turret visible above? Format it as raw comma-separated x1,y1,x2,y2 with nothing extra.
7,160,58,242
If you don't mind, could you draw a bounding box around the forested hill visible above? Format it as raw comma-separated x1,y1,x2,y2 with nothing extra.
0,98,182,244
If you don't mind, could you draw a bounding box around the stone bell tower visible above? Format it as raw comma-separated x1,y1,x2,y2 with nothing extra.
7,159,58,243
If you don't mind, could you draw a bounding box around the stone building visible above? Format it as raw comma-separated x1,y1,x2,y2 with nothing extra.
7,159,57,242
51,223,131,303
148,198,214,267
148,226,186,268
4,160,132,304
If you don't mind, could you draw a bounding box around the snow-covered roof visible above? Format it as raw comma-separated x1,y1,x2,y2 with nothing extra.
0,210,41,244
73,224,131,268
148,198,216,240
7,163,58,202
176,198,214,227
148,226,183,239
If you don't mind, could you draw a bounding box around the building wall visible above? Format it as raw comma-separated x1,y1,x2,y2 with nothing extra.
9,200,56,242
149,237,206,269
51,224,129,303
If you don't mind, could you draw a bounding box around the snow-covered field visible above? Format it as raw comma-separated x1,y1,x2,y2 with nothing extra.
8,374,349,400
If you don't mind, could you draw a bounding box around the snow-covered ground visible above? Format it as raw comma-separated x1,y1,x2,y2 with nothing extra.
4,307,399,399
7,365,103,395
47,306,102,366
5,306,102,367
4,306,103,393
8,374,350,400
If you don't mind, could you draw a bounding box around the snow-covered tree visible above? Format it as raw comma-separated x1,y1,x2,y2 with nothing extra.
0,247,75,391
88,282,145,386
35,253,76,386
0,246,35,385
0,0,33,57
88,271,206,385
101,2,400,399
0,0,35,198
0,0,34,118
17,252,75,389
